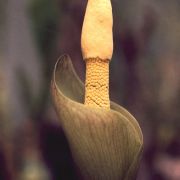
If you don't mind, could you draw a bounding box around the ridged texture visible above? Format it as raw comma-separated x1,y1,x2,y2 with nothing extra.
51,55,143,180
85,58,110,108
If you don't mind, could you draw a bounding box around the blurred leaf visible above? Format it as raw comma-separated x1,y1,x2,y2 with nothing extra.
29,0,59,57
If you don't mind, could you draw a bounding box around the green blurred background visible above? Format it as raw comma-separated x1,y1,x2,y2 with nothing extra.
0,0,180,179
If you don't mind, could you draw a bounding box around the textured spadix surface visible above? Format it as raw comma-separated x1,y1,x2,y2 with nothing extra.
51,55,143,180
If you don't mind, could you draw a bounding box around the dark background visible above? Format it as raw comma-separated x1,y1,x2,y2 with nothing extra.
0,0,180,179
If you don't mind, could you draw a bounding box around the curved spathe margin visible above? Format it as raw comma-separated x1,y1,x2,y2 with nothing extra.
52,54,143,141
51,55,143,179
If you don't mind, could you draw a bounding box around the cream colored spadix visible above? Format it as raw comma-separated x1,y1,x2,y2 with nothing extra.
81,0,113,60
81,0,113,108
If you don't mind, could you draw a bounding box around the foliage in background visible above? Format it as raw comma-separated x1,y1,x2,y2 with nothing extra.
17,0,60,120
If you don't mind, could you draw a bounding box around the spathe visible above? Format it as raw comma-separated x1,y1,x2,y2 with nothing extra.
51,54,143,179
